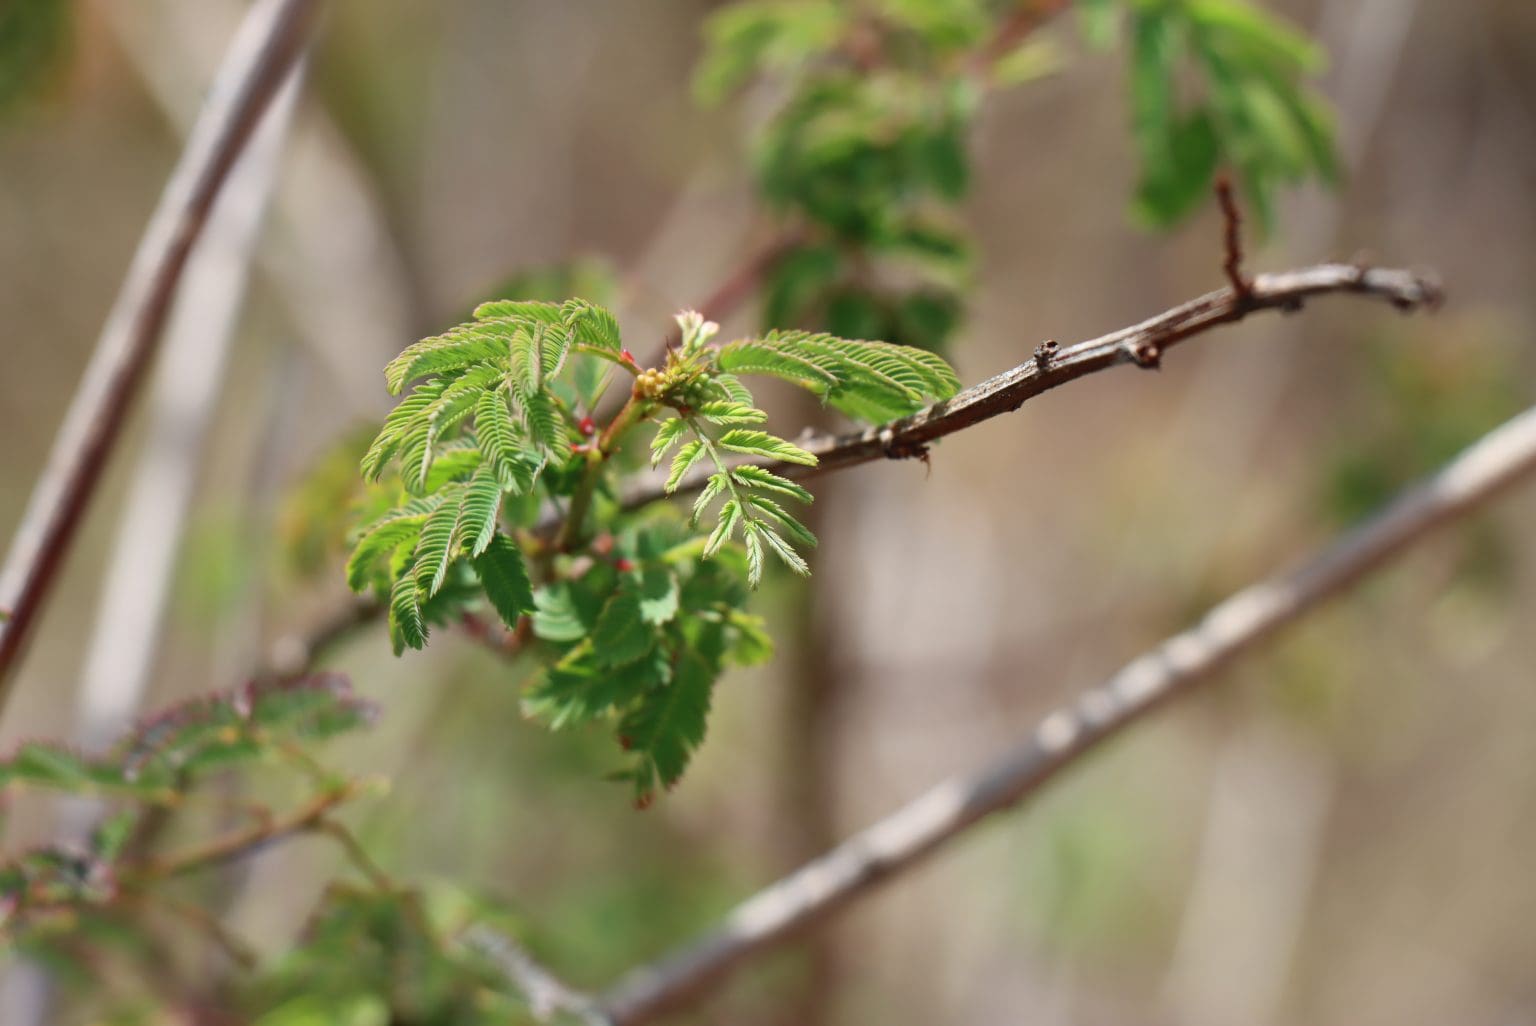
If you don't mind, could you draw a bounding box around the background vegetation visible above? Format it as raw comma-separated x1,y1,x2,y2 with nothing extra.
0,1,1533,1024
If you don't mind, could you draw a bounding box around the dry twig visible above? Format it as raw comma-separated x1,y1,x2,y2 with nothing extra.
621,263,1442,505
0,0,322,703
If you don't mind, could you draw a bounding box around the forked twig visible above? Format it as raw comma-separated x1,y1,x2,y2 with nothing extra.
621,263,1442,506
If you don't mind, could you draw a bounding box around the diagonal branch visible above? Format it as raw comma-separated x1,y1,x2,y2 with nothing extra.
621,263,1442,509
0,0,322,704
465,926,615,1026
599,401,1536,1024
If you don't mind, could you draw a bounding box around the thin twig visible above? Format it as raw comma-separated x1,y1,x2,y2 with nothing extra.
260,594,381,680
615,263,1441,510
124,889,260,970
600,401,1536,1024
0,0,323,704
972,0,1072,71
139,783,360,880
466,925,614,1026
627,230,803,380
1215,174,1252,300
315,818,396,892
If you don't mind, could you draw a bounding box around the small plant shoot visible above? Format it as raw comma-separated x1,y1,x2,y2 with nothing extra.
350,302,958,799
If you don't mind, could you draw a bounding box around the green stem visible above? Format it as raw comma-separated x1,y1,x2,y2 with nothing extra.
689,417,747,513
558,394,649,551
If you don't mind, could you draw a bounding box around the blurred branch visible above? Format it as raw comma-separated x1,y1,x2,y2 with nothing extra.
600,401,1536,1024
107,0,419,416
973,0,1071,71
141,781,363,880
622,262,1443,506
465,926,614,1026
1215,174,1252,300
69,58,304,763
0,0,323,705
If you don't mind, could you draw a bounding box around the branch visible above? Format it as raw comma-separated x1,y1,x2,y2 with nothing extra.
0,0,322,703
139,782,361,880
600,402,1536,1024
620,263,1442,509
1215,174,1252,300
465,926,614,1026
278,263,1442,670
973,0,1071,71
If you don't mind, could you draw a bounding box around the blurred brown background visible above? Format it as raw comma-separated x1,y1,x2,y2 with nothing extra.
2,1,1535,1024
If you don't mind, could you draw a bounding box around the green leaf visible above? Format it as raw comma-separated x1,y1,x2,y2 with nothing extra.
592,590,653,668
756,522,812,577
473,534,534,629
563,299,623,355
412,488,465,598
620,647,716,800
91,811,138,862
711,373,756,407
717,339,838,393
729,465,813,504
743,524,765,587
650,417,691,467
2,743,94,791
694,0,846,105
717,430,818,466
456,462,504,557
1134,107,1220,226
704,500,743,557
518,387,571,452
696,401,767,427
383,325,508,395
532,585,588,643
692,472,730,526
346,510,428,592
1076,0,1120,50
360,382,445,481
720,332,959,422
1188,0,1322,74
745,494,818,548
636,567,680,626
666,440,708,492
475,388,530,481
472,298,565,323
526,646,668,729
538,320,572,379
388,575,428,654
726,610,775,666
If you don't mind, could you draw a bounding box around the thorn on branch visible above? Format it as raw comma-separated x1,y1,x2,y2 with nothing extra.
1128,341,1162,370
879,426,931,467
1215,174,1252,303
1033,339,1058,370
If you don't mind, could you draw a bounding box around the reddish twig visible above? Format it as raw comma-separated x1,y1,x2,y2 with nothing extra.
641,231,803,368
973,0,1072,70
1215,174,1252,301
139,782,361,879
0,0,322,706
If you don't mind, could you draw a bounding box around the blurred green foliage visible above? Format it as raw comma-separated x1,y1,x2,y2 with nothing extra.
702,0,1338,352
0,0,70,117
